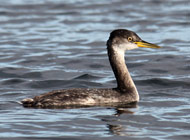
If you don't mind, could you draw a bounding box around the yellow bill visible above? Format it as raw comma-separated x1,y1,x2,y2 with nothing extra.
135,41,161,49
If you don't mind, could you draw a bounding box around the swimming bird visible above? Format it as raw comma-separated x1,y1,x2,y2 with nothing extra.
21,29,161,108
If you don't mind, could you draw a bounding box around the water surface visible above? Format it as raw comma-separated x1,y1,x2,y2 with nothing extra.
0,0,190,140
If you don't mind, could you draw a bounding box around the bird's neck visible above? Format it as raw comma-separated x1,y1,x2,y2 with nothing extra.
107,44,138,97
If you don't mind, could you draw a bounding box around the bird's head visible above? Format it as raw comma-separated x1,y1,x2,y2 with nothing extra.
107,29,161,52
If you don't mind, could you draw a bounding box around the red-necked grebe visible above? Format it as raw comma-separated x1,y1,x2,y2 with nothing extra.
21,29,161,108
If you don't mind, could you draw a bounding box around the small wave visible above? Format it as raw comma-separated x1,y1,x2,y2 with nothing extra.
89,64,105,68
21,72,42,78
2,78,26,85
127,63,144,68
160,39,185,44
27,79,102,89
149,69,168,73
74,74,100,80
0,71,18,78
136,78,190,88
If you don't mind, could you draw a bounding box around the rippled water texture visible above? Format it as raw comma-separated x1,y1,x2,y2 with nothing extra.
0,0,190,139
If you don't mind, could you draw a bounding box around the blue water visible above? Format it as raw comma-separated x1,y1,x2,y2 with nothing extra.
0,0,190,139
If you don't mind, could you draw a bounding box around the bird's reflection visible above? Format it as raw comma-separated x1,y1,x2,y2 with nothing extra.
114,102,137,116
104,102,138,136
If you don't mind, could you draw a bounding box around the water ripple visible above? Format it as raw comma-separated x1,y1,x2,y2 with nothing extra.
0,0,189,139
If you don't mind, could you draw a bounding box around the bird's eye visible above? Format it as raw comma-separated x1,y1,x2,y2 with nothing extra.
128,37,133,42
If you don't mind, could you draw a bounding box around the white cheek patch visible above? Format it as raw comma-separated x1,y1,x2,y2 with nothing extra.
117,42,138,51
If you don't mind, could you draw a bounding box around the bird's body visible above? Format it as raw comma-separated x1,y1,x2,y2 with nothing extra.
22,29,160,108
22,88,138,108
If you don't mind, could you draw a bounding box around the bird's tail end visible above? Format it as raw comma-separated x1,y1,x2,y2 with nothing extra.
21,98,34,107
